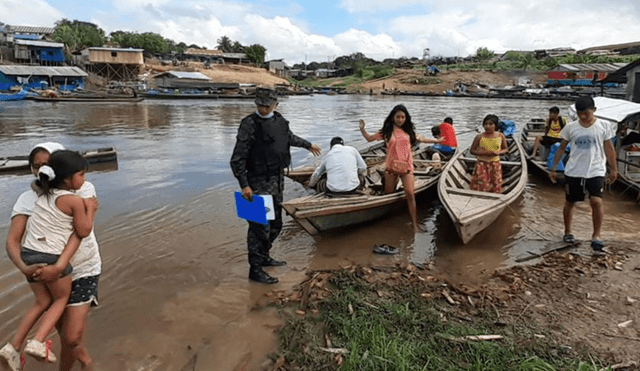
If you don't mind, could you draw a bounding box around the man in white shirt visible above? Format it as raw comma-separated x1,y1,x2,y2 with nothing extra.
308,137,367,193
549,96,617,252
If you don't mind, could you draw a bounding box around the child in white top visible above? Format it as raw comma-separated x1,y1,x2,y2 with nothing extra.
4,150,98,365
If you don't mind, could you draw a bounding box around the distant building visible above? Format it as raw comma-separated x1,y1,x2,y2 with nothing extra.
547,63,628,86
578,41,640,56
74,47,144,81
266,60,287,76
0,65,87,91
152,71,238,90
184,48,224,63
13,39,65,65
0,24,55,44
534,47,575,59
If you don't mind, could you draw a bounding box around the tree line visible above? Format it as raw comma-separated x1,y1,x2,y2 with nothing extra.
51,19,266,65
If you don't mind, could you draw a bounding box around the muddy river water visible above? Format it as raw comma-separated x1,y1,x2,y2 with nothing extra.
1,95,639,370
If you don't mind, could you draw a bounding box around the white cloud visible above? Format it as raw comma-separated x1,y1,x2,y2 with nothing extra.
0,0,63,27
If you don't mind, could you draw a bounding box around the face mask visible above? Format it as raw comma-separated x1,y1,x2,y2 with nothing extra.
255,111,274,119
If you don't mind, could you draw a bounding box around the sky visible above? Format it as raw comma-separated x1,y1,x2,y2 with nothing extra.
2,0,640,64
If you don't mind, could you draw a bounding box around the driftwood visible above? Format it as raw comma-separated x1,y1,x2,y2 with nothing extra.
515,240,582,263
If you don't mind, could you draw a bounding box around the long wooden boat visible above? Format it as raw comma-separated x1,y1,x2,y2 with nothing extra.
0,89,28,101
27,96,144,103
519,118,566,182
283,148,447,235
140,91,219,99
0,147,118,176
285,142,406,185
438,135,527,244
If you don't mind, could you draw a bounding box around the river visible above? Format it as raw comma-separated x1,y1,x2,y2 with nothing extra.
1,95,639,370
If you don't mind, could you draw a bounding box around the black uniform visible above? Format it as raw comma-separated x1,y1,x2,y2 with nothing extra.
230,111,311,269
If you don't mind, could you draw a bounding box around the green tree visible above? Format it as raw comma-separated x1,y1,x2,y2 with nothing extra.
217,36,232,52
231,41,244,53
244,44,266,65
475,47,495,62
520,53,535,71
53,19,106,54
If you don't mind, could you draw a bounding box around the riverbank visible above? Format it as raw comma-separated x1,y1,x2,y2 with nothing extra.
264,241,640,370
139,60,548,95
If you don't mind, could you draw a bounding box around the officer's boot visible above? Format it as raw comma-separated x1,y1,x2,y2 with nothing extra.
249,267,278,284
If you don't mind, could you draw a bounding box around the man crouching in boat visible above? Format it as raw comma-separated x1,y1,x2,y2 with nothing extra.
307,137,367,195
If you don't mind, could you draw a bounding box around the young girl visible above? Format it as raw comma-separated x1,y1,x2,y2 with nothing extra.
469,114,508,193
1,150,97,367
359,104,439,232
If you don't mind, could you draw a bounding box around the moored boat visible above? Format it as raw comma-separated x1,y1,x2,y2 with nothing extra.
0,147,118,176
0,88,28,101
27,96,143,103
438,134,527,244
283,147,446,235
519,118,566,182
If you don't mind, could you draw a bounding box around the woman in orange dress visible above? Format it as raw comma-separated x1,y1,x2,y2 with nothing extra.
359,104,440,232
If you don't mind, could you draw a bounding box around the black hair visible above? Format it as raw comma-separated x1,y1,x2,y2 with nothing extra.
36,150,88,196
28,147,49,169
443,117,453,124
549,106,560,114
575,96,595,111
482,114,499,127
431,126,441,137
330,137,344,148
379,104,417,145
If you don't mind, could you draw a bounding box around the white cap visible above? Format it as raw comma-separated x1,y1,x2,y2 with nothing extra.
33,142,65,154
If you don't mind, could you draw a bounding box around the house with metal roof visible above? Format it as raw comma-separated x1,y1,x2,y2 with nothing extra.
152,71,238,90
0,65,87,91
0,24,55,43
547,63,628,86
600,58,640,103
14,39,65,65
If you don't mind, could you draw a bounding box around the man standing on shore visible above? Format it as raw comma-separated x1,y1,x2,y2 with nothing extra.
230,87,321,284
550,96,617,251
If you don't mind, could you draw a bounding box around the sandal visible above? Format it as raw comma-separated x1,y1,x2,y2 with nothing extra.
373,244,400,255
591,240,605,252
562,234,576,244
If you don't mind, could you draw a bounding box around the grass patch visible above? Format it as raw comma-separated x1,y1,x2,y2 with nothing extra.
274,269,611,371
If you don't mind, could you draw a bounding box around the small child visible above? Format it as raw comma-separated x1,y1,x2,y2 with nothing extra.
469,114,508,193
1,150,98,367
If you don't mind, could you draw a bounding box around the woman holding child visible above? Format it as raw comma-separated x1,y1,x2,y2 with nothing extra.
359,104,440,232
2,142,101,371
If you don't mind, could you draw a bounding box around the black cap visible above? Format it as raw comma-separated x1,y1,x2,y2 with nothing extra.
330,137,344,148
255,87,278,106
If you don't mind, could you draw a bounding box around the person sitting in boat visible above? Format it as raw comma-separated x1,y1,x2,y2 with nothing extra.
427,117,457,159
531,106,567,160
307,137,367,194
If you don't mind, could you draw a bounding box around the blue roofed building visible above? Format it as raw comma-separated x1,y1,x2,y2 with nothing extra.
0,66,87,91
14,40,65,65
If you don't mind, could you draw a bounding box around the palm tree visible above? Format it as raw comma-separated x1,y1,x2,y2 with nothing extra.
217,36,232,52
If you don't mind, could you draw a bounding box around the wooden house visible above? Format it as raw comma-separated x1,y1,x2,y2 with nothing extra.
152,71,238,90
14,40,65,65
75,47,144,81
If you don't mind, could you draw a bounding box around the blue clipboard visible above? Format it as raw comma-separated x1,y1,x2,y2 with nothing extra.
234,192,273,225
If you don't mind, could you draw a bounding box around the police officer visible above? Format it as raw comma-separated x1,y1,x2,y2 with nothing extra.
230,87,321,284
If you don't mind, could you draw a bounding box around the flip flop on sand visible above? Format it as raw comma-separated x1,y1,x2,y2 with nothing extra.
591,240,605,252
373,244,400,255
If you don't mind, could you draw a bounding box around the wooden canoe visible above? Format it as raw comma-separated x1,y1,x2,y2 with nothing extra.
437,135,527,244
28,96,144,103
519,118,565,182
285,142,408,185
0,147,118,176
283,149,447,235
